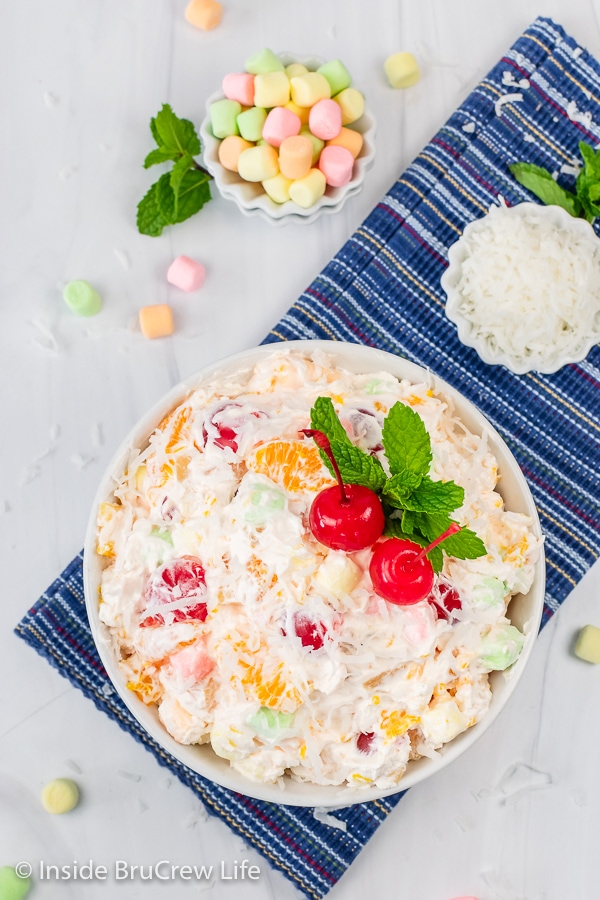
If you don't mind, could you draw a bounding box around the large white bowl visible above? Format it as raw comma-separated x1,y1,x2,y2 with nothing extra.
84,340,545,808
199,54,376,226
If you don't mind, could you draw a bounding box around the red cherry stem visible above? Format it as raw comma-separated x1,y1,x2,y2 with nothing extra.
300,429,349,504
412,522,462,564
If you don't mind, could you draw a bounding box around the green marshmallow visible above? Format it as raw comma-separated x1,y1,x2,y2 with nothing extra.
237,106,267,143
150,525,173,545
473,576,508,607
479,624,525,671
244,483,285,524
317,59,352,96
209,99,241,138
248,707,295,739
300,126,324,165
63,280,102,317
245,48,284,75
0,867,31,900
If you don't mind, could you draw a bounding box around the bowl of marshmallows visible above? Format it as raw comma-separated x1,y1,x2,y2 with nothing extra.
199,48,376,225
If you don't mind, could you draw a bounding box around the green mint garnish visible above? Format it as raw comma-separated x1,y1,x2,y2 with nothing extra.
382,401,432,479
137,104,212,237
510,141,600,223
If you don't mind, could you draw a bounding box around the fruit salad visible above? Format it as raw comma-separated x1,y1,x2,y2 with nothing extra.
96,349,541,789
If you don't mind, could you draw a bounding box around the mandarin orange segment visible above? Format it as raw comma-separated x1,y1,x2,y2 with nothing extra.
380,709,420,741
165,406,192,454
239,658,301,712
248,440,334,493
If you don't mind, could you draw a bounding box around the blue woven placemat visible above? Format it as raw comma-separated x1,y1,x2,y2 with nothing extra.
15,17,600,900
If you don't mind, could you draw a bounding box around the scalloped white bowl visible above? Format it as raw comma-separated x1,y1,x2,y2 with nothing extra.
442,202,600,374
84,340,545,807
199,54,376,225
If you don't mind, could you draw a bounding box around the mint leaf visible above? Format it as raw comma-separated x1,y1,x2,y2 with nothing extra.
173,169,211,224
156,172,177,225
329,440,387,491
509,162,581,216
310,397,352,446
383,518,414,539
579,141,600,178
382,402,432,478
137,180,169,237
170,153,194,214
406,511,453,541
144,147,179,169
153,104,201,156
435,527,487,560
382,471,423,509
401,477,465,513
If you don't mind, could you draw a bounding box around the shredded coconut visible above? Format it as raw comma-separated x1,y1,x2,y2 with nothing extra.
495,92,523,117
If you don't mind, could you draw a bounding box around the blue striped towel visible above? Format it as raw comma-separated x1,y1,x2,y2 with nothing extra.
15,17,600,900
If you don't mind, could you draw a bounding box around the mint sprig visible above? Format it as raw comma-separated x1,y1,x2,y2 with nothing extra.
310,397,386,491
509,141,600,223
137,104,212,237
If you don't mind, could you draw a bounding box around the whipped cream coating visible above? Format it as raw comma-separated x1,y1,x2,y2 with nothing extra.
96,350,541,790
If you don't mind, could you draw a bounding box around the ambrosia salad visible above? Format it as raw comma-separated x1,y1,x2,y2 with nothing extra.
96,350,541,790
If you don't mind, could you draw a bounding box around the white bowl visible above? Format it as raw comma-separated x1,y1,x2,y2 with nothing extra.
84,340,545,808
442,202,600,374
199,54,376,225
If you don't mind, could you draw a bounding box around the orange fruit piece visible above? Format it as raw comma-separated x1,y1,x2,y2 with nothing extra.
248,440,334,493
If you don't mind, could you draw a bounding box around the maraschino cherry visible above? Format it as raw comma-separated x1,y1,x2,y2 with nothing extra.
369,523,461,605
300,429,385,552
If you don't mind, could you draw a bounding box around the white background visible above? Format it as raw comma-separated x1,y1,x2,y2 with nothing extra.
1,1,600,898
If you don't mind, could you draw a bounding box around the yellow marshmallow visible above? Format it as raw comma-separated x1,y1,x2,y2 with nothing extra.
262,172,294,204
279,135,313,180
285,63,308,78
218,135,254,172
41,778,80,814
384,52,420,88
575,625,600,663
253,71,290,108
238,144,280,182
139,304,174,340
326,126,363,159
289,168,326,208
290,72,331,107
333,87,365,125
285,100,310,126
185,0,222,30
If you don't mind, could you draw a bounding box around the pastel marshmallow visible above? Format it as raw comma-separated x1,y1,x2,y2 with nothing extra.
237,106,267,142
209,99,241,138
317,59,352,95
253,71,290,108
318,144,354,187
222,72,255,106
167,255,206,292
575,624,600,663
185,0,222,30
288,168,326,208
0,867,31,900
308,98,342,140
139,304,174,339
300,126,324,164
285,63,308,78
41,778,80,814
237,144,279,182
285,100,310,125
290,72,331,107
479,624,524,670
326,126,363,159
262,107,301,147
384,52,420,88
218,134,254,171
245,48,284,75
333,87,365,124
63,280,102,317
278,135,313,180
262,172,294,204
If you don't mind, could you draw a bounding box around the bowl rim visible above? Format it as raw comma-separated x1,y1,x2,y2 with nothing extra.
441,201,600,374
84,339,545,808
199,52,377,225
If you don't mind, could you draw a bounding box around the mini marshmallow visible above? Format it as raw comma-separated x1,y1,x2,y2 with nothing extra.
63,280,102,317
0,867,31,900
285,63,308,78
237,106,267,142
262,107,301,147
254,71,290,108
333,87,365,125
318,144,354,187
309,98,342,140
245,48,284,75
218,134,253,171
41,778,80,814
139,304,174,340
279,135,313,180
326,126,363,159
185,0,222,30
285,100,310,125
209,99,241,138
167,256,206,292
237,144,279,182
300,126,324,164
575,625,600,663
290,72,331,107
317,59,352,96
262,172,294,204
222,72,255,106
288,168,326,208
384,52,420,88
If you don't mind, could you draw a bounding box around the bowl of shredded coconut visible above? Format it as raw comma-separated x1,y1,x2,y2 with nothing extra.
84,341,544,807
442,202,600,374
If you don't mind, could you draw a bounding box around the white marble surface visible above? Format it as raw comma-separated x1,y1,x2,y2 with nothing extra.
2,2,599,898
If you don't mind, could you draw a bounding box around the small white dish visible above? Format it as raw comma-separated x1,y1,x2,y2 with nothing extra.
199,53,376,226
442,202,600,374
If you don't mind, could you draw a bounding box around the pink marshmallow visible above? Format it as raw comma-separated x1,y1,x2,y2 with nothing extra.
318,144,354,187
262,107,301,148
222,72,255,107
309,98,342,140
170,644,215,682
167,255,206,292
